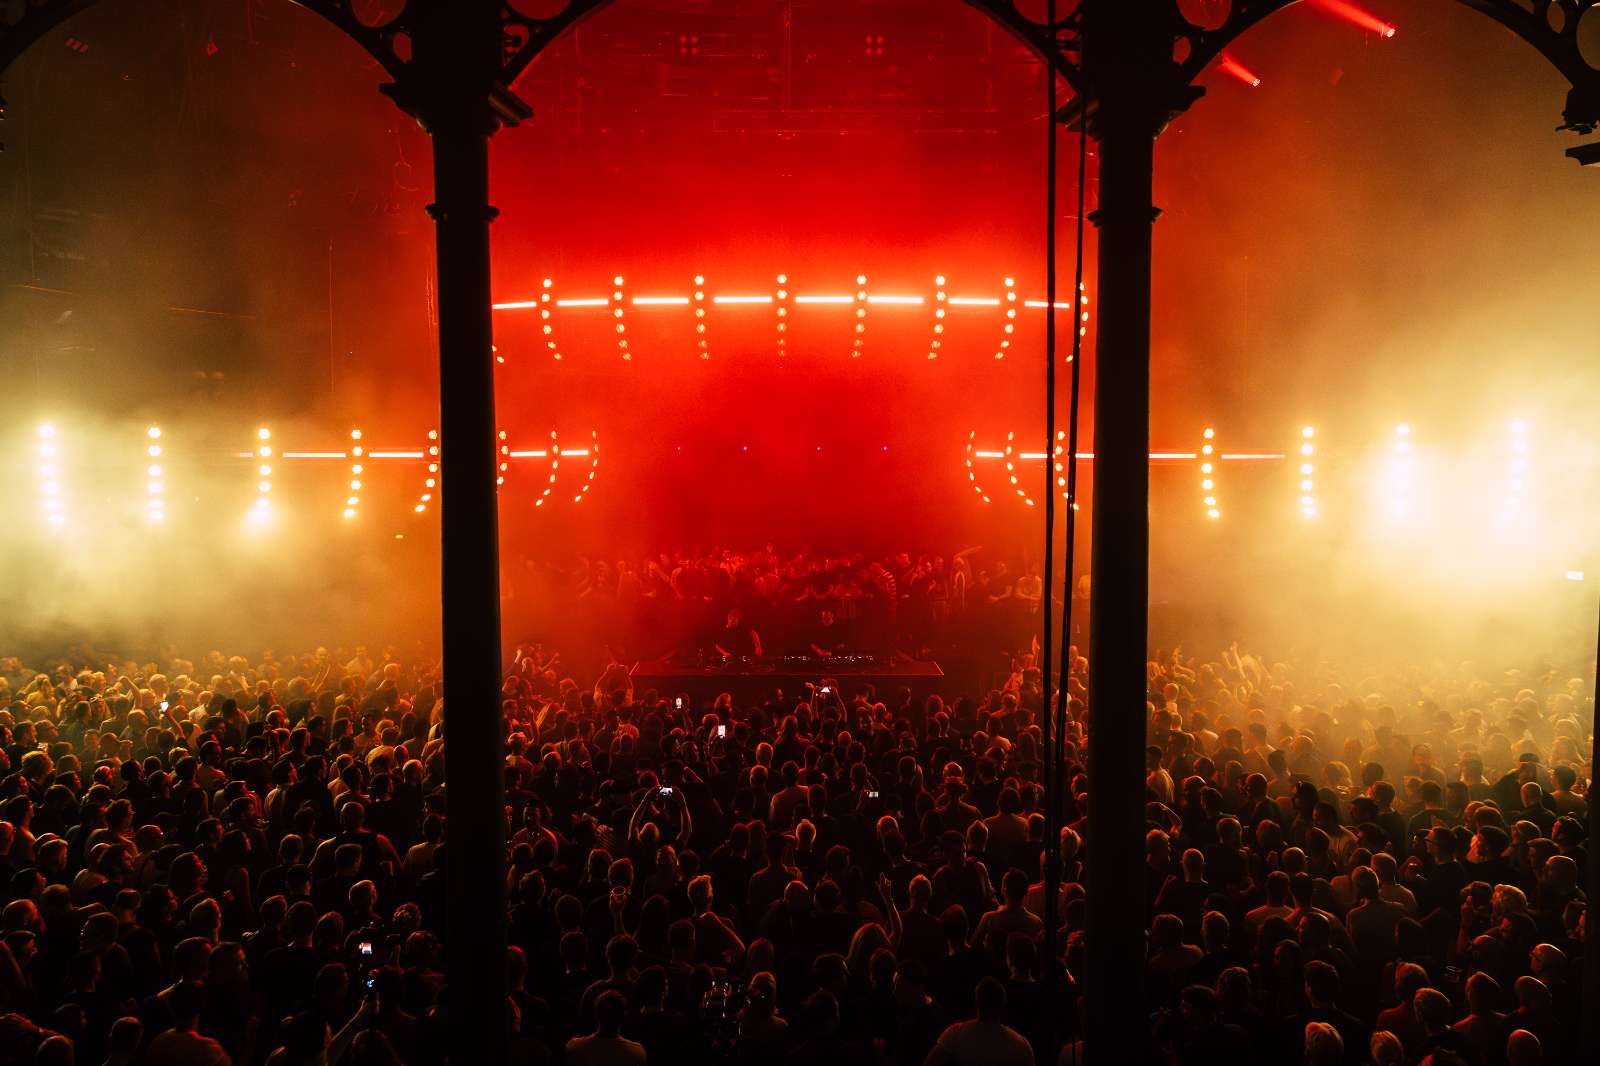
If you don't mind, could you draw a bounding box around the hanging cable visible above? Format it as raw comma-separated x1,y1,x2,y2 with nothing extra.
1057,53,1090,774
1041,10,1091,1057
1039,0,1062,1056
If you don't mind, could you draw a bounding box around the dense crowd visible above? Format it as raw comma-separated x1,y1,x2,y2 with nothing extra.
0,636,1591,1065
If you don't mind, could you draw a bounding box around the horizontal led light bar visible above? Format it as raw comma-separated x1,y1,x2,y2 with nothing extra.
493,274,1096,363
973,450,1265,461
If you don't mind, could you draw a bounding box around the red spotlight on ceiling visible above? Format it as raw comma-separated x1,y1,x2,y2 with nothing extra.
1308,0,1397,38
1218,53,1262,88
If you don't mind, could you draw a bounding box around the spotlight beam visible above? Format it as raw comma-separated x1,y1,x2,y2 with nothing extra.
1217,53,1262,87
1308,0,1397,38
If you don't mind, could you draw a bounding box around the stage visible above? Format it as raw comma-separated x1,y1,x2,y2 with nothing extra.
629,654,946,703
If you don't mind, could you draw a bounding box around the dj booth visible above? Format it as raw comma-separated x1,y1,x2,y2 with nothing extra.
630,654,946,703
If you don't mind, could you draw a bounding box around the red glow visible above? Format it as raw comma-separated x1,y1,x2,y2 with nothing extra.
1218,53,1262,88
1309,0,1397,38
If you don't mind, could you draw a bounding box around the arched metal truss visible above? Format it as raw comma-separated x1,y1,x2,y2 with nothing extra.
1167,0,1600,137
4,2,1596,145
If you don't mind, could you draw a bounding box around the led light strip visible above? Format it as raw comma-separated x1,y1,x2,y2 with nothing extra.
1299,427,1317,519
415,430,438,513
498,429,510,486
38,424,64,527
536,430,559,508
1391,423,1412,519
253,428,273,522
1078,281,1090,343
611,276,630,361
694,275,709,360
852,274,867,358
496,275,1094,364
540,279,562,361
573,430,600,504
1201,427,1219,519
973,443,1263,463
344,429,364,519
973,430,1275,514
996,277,1017,360
1502,420,1527,522
965,431,990,504
775,274,788,358
1054,430,1074,502
1004,431,1036,507
145,426,164,523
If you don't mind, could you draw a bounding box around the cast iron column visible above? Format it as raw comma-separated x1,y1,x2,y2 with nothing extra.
415,1,508,1059
1083,52,1162,1066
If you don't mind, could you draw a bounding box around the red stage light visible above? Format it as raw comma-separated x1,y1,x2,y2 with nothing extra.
853,276,868,358
969,432,1293,512
1309,0,1397,38
774,275,787,358
1217,53,1262,88
496,274,1097,364
996,278,1017,360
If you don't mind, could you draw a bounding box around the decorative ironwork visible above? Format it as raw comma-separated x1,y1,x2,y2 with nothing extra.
0,0,99,74
1455,1,1600,135
961,0,1088,97
1175,0,1308,91
292,1,417,83
1173,1,1600,139
3,1,1596,154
